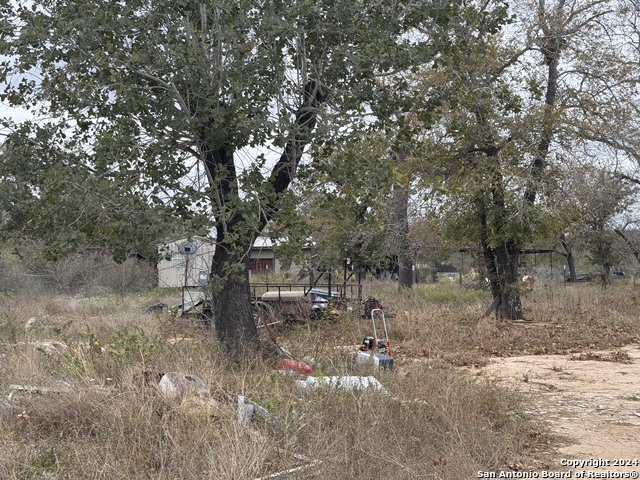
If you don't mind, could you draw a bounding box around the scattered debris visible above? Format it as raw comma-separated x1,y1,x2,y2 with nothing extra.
256,282,344,321
24,317,41,332
143,302,166,314
236,399,257,425
354,349,394,369
275,359,312,375
237,395,269,427
354,308,394,369
157,372,209,400
296,376,388,394
253,451,322,480
9,382,73,394
172,289,210,320
362,297,382,319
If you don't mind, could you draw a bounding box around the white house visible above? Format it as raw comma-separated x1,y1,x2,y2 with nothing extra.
156,236,216,288
156,236,307,288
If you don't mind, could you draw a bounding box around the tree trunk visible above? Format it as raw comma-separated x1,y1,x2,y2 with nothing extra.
566,249,577,282
494,242,523,319
561,236,577,281
478,174,524,321
210,246,259,355
199,137,259,354
392,186,413,289
480,232,524,320
479,17,562,320
601,257,612,289
468,5,561,322
198,80,325,355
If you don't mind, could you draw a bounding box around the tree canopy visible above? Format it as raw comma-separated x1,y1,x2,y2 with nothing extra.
3,0,640,346
0,0,482,353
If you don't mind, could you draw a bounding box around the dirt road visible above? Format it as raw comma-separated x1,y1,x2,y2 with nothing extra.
475,344,640,472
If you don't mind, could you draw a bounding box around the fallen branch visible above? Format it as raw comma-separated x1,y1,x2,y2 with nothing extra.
253,450,322,480
9,384,72,394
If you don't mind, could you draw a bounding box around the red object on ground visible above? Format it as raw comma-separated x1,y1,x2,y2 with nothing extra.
276,359,312,374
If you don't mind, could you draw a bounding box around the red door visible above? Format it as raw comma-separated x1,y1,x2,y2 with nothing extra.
250,259,274,273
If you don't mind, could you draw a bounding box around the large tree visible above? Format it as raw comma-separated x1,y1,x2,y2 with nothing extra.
546,161,639,281
0,0,459,353
412,0,640,319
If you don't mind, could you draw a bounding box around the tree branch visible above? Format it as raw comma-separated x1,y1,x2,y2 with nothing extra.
614,227,640,265
129,67,191,117
260,79,327,229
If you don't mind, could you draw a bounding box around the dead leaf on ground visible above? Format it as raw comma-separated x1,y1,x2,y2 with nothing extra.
569,350,633,364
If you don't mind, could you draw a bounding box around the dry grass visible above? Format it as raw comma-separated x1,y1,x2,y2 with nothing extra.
2,278,637,478
371,280,640,361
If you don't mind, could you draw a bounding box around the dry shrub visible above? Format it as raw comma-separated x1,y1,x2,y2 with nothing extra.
0,254,44,294
12,279,640,478
38,254,156,295
0,386,270,479
256,368,535,479
1,246,156,296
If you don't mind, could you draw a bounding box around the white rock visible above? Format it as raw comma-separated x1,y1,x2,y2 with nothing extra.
158,372,209,399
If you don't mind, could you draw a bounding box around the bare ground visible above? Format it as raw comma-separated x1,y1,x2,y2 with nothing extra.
472,339,640,471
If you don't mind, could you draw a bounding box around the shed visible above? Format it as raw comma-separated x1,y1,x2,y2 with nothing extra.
156,236,216,288
156,235,307,287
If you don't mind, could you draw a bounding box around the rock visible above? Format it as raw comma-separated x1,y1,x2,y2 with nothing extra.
32,341,68,355
158,372,209,399
237,395,268,426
